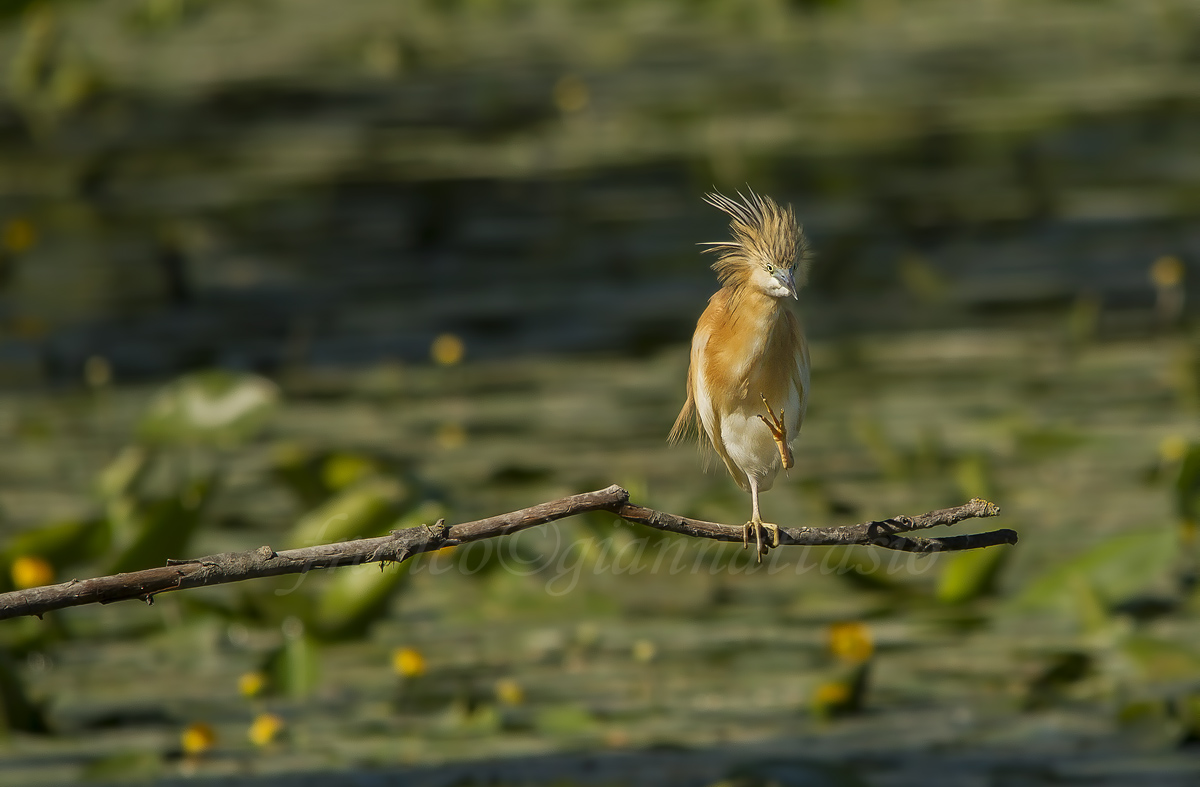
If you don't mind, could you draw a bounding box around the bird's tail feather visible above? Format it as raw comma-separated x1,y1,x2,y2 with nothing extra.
669,393,718,470
668,394,696,445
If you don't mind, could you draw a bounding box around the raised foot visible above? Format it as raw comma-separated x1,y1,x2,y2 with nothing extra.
757,393,794,470
742,519,781,563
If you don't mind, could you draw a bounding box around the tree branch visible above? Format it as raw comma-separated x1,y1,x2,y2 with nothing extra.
0,485,1014,621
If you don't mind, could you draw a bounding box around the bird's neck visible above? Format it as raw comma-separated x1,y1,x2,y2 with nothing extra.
705,284,792,396
724,283,786,326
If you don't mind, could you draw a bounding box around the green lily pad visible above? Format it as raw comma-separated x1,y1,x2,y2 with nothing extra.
936,544,1011,605
310,503,442,639
106,476,215,575
80,752,162,782
95,445,153,501
0,648,48,735
267,627,321,701
1119,635,1200,686
285,477,409,549
534,704,595,736
271,444,412,509
1015,527,1178,613
137,370,279,446
312,562,411,641
1175,443,1200,522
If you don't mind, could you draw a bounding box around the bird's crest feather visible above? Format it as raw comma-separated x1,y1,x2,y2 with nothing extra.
701,188,810,290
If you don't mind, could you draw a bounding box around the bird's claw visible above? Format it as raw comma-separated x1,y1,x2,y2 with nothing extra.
742,519,781,563
757,394,794,470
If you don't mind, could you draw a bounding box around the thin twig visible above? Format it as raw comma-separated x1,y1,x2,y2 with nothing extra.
0,485,1013,621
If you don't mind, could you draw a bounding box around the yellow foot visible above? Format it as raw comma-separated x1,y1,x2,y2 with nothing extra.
757,393,794,470
742,519,781,563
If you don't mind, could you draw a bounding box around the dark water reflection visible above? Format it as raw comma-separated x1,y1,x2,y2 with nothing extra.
1,1,1198,383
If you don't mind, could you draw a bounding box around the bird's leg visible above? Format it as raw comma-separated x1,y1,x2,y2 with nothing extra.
743,475,780,563
757,393,794,470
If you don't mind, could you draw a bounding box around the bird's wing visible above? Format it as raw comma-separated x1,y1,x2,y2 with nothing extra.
669,323,718,458
782,309,810,434
668,365,697,445
669,322,705,445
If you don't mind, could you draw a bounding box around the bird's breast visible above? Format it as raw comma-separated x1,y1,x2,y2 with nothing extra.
694,320,805,485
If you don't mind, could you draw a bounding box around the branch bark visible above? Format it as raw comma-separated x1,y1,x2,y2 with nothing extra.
0,485,1014,621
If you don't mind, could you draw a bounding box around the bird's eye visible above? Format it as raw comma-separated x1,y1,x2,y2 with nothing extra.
766,264,775,273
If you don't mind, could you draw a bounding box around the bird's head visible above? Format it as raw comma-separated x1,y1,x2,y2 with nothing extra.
753,256,800,300
701,189,810,300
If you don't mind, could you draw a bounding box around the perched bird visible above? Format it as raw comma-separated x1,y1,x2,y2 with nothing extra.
670,190,811,561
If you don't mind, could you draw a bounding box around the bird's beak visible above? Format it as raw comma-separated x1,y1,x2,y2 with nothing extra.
777,268,798,300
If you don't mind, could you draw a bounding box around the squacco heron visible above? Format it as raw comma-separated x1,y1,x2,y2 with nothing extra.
670,189,811,561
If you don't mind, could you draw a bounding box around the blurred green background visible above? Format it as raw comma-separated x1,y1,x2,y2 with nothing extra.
1,0,1200,784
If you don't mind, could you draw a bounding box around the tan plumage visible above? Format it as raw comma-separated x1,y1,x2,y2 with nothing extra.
670,189,811,560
